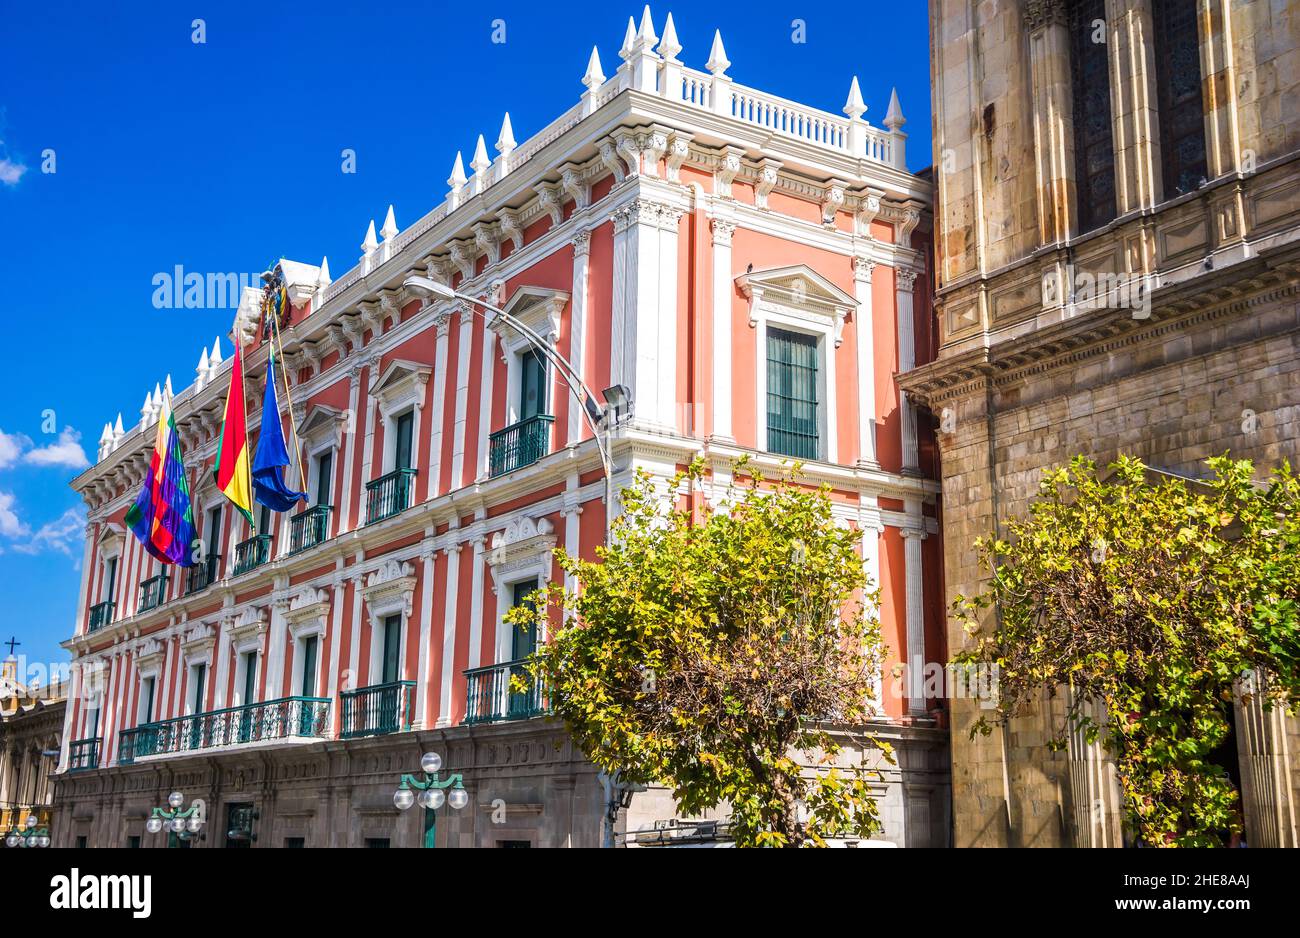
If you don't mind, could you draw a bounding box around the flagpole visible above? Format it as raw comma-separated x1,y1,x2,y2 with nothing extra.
268,290,308,495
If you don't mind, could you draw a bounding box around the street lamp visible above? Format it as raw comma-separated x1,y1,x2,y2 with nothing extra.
145,791,205,840
4,814,50,848
402,275,630,544
393,750,469,848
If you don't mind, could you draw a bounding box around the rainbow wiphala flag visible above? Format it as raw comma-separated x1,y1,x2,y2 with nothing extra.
125,388,198,566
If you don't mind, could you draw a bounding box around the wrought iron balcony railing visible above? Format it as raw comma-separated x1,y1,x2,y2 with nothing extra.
366,468,416,524
289,505,331,554
463,659,548,725
233,534,272,575
67,737,101,772
339,680,416,739
88,600,115,633
117,695,331,764
138,574,169,613
186,554,222,594
489,414,554,478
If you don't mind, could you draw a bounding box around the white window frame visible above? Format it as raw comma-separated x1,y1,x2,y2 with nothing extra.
737,266,853,464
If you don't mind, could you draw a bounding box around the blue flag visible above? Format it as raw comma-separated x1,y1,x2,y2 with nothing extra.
252,350,305,511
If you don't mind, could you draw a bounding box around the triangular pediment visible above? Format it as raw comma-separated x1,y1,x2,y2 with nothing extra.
735,264,857,309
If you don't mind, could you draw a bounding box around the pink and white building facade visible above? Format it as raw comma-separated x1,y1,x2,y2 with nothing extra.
54,9,949,847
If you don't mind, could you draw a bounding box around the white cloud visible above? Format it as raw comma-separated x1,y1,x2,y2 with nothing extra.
0,429,30,468
0,158,25,186
12,506,84,556
24,427,89,470
0,491,30,538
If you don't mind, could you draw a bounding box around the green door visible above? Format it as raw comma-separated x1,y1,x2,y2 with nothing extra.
520,349,547,421
238,654,257,742
188,664,206,751
395,412,414,470
508,581,538,718
299,636,318,735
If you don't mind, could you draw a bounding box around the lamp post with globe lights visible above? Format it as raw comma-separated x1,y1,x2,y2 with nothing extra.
4,814,51,848
393,751,469,848
145,791,205,844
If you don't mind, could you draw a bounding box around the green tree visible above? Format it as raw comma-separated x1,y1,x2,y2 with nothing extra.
953,455,1300,847
508,459,890,847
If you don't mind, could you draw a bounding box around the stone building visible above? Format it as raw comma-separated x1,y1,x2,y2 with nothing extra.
1,654,66,842
903,0,1300,846
53,8,950,847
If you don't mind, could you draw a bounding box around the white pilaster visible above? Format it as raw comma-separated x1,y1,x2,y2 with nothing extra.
450,303,475,489
426,311,452,497
854,257,879,467
567,230,592,446
436,543,461,727
475,318,497,480
414,544,435,729
709,214,736,441
467,537,486,670
901,502,926,717
896,268,919,472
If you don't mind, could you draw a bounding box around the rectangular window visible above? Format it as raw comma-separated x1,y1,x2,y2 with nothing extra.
766,327,820,460
258,505,272,539
1069,0,1117,231
300,635,318,698
382,614,401,684
394,412,414,471
365,838,391,848
520,348,548,420
284,837,305,848
315,451,333,506
127,835,141,848
1153,0,1208,198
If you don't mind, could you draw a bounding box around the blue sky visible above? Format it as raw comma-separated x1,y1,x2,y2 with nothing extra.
0,1,931,673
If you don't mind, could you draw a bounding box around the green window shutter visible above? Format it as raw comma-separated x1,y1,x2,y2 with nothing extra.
510,580,538,660
395,412,414,470
766,327,820,460
520,349,548,420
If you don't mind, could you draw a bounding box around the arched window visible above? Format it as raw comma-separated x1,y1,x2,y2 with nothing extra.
1153,0,1208,198
1069,0,1117,232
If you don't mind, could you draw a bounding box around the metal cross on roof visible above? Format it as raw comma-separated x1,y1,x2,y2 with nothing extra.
3,636,19,657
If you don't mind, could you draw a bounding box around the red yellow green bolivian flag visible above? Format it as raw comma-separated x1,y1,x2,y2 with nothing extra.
214,341,254,527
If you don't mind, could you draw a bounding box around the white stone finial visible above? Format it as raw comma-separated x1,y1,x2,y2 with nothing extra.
706,29,730,76
153,382,163,408
196,346,210,390
448,151,467,189
113,414,124,443
884,87,906,131
164,375,173,400
618,16,636,60
658,12,681,61
98,423,111,459
381,205,398,241
471,134,490,174
317,256,331,289
635,5,657,47
362,219,378,253
583,46,606,89
209,337,222,371
496,113,517,154
844,76,867,120
140,389,153,424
